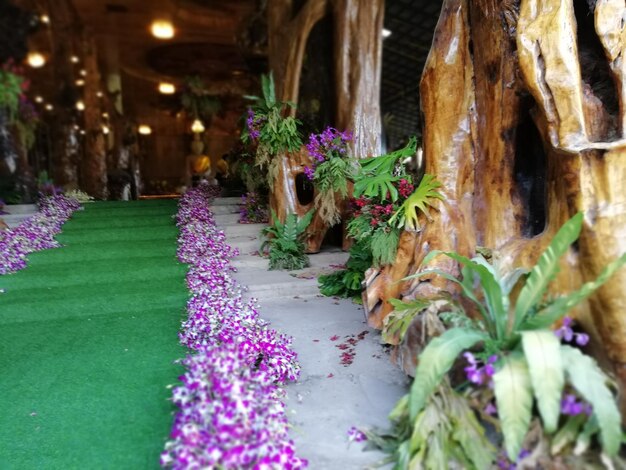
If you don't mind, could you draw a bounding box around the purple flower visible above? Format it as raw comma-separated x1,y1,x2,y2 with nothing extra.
0,195,81,275
162,183,306,468
561,393,592,416
303,166,314,180
463,352,498,386
347,426,367,443
304,127,352,178
555,316,590,346
484,402,497,416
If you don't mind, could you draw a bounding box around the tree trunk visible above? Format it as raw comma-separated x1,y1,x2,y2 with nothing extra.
363,0,626,414
80,34,108,199
267,0,384,249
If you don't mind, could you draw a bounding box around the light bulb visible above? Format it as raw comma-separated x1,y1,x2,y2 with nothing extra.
151,20,174,39
76,100,85,111
27,52,46,68
158,82,176,94
191,119,205,133
138,125,152,135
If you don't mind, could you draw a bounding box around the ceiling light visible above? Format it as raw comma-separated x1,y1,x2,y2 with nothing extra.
80,129,86,135
70,55,80,63
191,119,205,133
151,20,174,39
45,104,54,111
73,124,80,130
96,91,104,98
76,100,85,111
40,14,50,24
34,96,44,103
102,112,109,119
382,28,392,38
158,82,176,94
80,69,87,77
27,52,46,68
102,125,110,135
138,125,152,135
75,79,85,86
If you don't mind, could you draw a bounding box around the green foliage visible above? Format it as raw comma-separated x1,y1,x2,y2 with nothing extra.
370,228,400,267
180,76,221,121
313,156,353,225
493,353,534,460
399,212,626,462
366,382,496,470
353,137,416,202
318,241,372,299
408,328,487,420
261,209,313,271
521,331,563,433
560,345,622,455
389,174,444,231
382,298,431,345
0,68,23,122
242,72,302,166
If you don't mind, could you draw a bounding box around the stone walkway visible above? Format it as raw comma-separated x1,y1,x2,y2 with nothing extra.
212,197,409,469
1,204,38,228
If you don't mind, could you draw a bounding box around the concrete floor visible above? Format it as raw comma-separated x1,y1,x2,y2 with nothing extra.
213,198,409,470
1,204,38,228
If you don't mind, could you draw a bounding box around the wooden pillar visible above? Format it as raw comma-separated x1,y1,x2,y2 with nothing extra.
80,34,108,199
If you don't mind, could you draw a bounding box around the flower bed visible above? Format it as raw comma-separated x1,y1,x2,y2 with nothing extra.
161,184,307,469
0,195,81,275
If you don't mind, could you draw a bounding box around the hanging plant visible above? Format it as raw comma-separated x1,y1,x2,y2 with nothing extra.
241,73,302,187
0,60,28,122
303,127,355,226
180,75,221,122
14,96,39,150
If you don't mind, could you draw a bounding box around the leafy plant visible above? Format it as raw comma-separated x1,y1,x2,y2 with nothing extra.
239,191,268,224
242,73,302,182
353,136,417,200
389,174,443,231
366,381,496,470
304,127,355,226
0,62,25,122
64,189,94,203
400,212,626,462
261,209,313,270
181,76,221,122
318,241,372,299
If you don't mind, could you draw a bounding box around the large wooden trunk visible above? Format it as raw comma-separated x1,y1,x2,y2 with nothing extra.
362,0,626,412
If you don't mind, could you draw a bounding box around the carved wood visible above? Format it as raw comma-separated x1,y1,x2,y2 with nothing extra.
80,34,108,199
362,0,626,413
267,0,384,250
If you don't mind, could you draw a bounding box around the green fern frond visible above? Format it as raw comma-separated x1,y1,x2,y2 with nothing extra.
389,174,444,230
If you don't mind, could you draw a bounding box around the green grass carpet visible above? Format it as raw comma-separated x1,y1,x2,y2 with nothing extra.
0,200,187,469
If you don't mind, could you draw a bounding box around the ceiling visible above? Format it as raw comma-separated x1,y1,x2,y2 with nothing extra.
67,0,258,122
381,0,443,149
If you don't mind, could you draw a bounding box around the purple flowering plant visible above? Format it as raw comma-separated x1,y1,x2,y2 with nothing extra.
388,212,625,464
303,127,355,226
241,73,302,177
0,195,81,275
161,183,307,469
238,191,268,224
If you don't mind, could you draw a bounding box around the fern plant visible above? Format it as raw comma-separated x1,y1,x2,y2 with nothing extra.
389,174,444,231
397,212,626,463
318,241,372,299
0,64,25,123
181,76,221,122
261,209,313,271
242,73,302,186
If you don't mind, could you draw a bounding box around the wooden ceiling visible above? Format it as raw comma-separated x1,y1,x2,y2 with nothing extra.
66,0,260,122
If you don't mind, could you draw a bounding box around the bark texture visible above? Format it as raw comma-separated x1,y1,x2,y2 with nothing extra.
361,0,626,415
267,0,384,250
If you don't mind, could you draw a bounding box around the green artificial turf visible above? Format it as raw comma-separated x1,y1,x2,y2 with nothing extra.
0,200,187,469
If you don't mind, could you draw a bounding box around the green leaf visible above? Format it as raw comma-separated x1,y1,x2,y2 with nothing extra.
521,331,564,432
382,298,431,344
514,212,583,329
551,414,587,455
560,345,621,456
411,250,506,339
493,353,533,461
409,328,486,420
522,252,626,330
389,174,444,230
